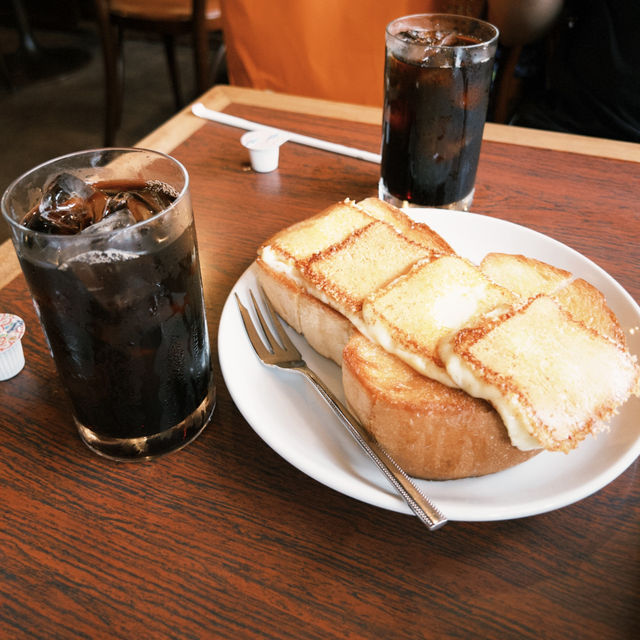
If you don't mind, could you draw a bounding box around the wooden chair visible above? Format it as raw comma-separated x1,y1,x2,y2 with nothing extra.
219,0,486,107
93,0,224,145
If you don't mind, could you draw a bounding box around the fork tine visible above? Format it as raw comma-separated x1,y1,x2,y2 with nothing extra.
248,290,287,357
258,286,302,358
235,293,271,360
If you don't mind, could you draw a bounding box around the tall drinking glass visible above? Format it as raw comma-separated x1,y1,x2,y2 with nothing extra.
1,148,216,460
379,14,499,211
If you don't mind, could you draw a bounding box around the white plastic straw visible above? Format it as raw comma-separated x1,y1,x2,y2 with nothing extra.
191,102,381,164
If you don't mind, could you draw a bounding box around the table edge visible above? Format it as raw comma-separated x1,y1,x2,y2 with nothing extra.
0,239,20,291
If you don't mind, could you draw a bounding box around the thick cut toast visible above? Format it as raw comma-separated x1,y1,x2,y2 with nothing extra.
255,262,534,478
255,198,638,466
257,261,352,365
439,295,640,453
259,196,452,274
481,253,625,345
362,255,516,387
256,197,453,366
356,197,455,254
552,277,625,345
480,253,573,298
259,199,372,268
299,221,432,321
343,331,538,479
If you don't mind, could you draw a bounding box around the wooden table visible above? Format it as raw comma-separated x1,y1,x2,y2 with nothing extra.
1,86,638,639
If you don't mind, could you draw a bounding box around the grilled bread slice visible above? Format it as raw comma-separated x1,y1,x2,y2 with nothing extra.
258,199,373,286
299,221,433,326
362,255,516,387
480,252,573,298
256,197,452,364
258,196,453,281
439,295,640,453
551,278,625,345
255,199,367,358
481,253,625,345
356,197,455,254
255,198,638,476
343,331,538,479
257,261,353,365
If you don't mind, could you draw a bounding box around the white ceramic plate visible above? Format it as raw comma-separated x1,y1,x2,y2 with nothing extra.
218,209,640,521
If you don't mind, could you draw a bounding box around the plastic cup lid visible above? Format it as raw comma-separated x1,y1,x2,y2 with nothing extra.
241,129,288,150
0,314,25,352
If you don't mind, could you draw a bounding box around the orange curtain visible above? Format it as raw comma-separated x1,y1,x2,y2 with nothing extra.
221,1,486,106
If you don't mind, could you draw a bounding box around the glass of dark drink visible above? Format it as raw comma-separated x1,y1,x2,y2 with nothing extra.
379,14,499,211
1,148,216,460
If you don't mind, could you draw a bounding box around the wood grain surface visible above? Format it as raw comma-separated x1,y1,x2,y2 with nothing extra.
0,86,638,640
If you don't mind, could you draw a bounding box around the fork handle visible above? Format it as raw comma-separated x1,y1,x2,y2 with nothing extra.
300,366,447,531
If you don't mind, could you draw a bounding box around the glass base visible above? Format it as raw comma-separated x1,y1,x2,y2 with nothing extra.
76,382,216,461
378,180,474,212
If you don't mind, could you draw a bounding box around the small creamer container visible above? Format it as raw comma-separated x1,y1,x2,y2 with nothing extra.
0,313,25,380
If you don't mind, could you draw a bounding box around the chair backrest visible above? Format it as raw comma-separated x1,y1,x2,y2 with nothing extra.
220,0,486,106
106,0,208,23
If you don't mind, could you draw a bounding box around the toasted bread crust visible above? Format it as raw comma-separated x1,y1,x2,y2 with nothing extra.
343,332,538,479
257,257,535,478
256,259,352,365
356,197,456,255
254,197,638,471
554,277,626,345
259,199,373,264
256,258,304,333
300,221,431,316
443,295,640,453
362,255,516,386
481,253,572,298
481,252,625,345
257,256,538,479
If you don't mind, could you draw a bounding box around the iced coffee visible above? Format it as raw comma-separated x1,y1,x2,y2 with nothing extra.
379,14,499,210
1,149,216,460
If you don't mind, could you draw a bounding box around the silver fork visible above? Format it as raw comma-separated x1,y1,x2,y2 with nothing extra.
235,288,447,531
